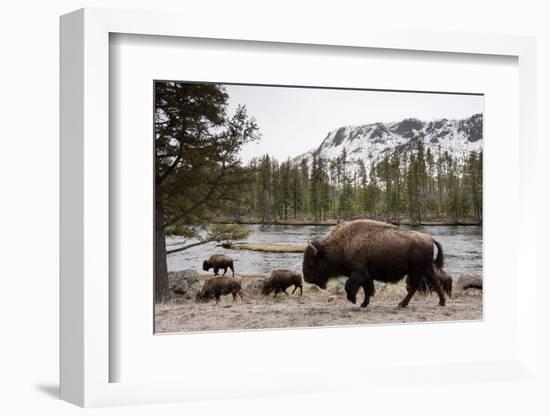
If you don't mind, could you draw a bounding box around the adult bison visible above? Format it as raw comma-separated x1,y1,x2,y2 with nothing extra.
262,269,303,297
302,220,446,308
202,254,235,277
196,276,242,304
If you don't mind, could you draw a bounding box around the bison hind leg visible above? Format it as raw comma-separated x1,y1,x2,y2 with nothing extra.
421,267,446,306
398,273,421,308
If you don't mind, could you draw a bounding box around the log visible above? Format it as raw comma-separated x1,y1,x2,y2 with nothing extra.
219,242,305,253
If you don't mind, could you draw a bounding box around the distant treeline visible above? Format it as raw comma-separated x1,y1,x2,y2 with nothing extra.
219,142,482,224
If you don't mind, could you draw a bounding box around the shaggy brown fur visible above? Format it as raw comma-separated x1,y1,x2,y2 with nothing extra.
262,269,303,297
408,267,453,298
196,276,242,304
202,254,234,277
302,219,446,308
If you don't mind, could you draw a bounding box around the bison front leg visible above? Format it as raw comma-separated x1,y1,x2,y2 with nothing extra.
222,267,228,276
361,278,375,308
213,267,219,276
345,269,373,307
344,278,360,304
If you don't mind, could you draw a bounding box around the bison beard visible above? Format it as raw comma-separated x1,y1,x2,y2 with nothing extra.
302,220,446,308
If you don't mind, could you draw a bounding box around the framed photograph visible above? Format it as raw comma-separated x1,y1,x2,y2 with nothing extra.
60,8,538,408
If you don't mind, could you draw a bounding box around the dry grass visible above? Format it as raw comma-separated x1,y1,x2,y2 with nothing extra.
155,276,483,333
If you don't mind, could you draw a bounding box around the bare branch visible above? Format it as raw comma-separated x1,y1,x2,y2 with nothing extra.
166,239,215,255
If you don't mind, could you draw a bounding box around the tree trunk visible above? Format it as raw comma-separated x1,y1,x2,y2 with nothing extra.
155,195,169,303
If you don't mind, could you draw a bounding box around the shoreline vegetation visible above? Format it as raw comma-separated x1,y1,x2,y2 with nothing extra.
211,217,482,226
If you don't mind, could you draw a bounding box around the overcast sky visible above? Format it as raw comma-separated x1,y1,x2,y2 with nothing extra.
225,84,483,163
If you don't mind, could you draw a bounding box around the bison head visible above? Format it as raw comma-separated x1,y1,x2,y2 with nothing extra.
196,287,210,302
195,291,204,302
302,240,331,289
202,260,210,272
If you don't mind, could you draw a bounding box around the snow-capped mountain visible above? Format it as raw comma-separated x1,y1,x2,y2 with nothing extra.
293,113,482,172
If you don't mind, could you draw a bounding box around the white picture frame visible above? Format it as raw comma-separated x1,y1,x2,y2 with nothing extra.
60,7,538,408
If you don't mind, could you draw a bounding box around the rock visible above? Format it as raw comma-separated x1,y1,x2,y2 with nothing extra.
170,269,202,299
327,296,336,303
457,275,483,291
307,284,324,293
462,288,483,298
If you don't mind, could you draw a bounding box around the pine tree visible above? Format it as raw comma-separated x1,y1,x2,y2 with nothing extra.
154,82,259,301
309,154,320,221
299,158,310,216
337,148,354,218
258,155,273,222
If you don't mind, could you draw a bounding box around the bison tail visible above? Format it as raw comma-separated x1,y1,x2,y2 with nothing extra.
433,239,444,269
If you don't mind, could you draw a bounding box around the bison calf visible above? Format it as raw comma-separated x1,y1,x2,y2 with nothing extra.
196,276,242,304
262,269,303,297
202,254,234,277
407,267,453,298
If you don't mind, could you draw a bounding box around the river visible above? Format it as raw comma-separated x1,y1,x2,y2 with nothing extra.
167,224,482,278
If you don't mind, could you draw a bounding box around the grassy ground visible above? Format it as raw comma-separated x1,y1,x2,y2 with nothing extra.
155,275,483,333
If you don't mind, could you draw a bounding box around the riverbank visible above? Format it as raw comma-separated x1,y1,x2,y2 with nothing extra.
212,217,482,226
155,275,483,333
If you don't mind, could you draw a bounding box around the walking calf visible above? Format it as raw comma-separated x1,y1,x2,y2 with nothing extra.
262,269,303,297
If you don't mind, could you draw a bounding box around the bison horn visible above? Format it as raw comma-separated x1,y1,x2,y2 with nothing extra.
308,241,318,255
